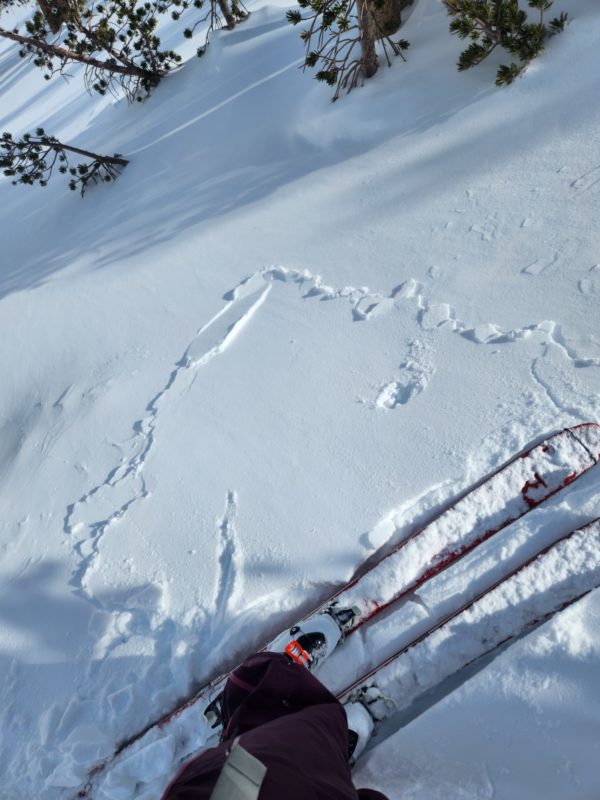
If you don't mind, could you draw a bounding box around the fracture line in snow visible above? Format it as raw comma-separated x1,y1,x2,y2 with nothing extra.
230,265,600,381
529,350,600,421
212,265,600,421
60,260,597,605
530,355,581,418
62,286,269,605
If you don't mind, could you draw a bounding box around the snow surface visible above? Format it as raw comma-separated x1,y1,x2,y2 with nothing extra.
1,0,599,797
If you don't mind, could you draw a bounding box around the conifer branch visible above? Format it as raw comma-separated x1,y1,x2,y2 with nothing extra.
444,0,567,86
1,0,183,102
0,128,128,195
180,0,248,56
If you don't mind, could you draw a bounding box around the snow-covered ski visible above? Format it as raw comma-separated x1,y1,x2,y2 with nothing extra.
304,422,600,635
339,516,600,734
75,424,600,799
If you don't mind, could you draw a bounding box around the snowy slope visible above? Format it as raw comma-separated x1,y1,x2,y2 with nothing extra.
0,0,599,796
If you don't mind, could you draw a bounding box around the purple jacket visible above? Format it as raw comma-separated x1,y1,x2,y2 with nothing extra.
162,652,389,800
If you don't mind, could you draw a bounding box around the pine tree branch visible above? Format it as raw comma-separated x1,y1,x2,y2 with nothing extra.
0,26,155,79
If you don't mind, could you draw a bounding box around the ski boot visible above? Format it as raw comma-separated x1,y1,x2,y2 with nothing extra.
204,604,360,729
345,701,374,764
271,603,361,670
344,686,395,763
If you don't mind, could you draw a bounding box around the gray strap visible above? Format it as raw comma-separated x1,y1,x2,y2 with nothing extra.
209,740,267,800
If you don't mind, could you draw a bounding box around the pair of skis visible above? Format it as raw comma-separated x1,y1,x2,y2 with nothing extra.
338,516,600,719
78,423,600,799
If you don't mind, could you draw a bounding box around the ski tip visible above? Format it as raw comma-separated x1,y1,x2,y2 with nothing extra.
568,422,600,461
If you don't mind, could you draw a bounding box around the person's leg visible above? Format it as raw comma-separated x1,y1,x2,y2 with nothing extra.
221,651,341,740
222,651,380,765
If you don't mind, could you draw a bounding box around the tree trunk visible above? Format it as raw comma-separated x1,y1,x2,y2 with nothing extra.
356,0,378,79
372,0,412,37
216,0,236,29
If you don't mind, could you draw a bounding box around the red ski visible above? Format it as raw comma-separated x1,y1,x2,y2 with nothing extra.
306,422,600,633
338,516,600,727
76,424,600,798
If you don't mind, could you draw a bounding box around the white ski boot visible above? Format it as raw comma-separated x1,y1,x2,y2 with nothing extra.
271,604,360,670
344,700,374,763
344,686,395,763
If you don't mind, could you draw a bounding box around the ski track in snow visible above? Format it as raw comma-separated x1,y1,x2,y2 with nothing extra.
62,282,271,608
203,490,248,668
212,491,241,628
570,164,600,195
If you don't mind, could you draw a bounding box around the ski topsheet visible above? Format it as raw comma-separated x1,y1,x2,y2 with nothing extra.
338,516,600,720
307,422,600,632
77,424,600,799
